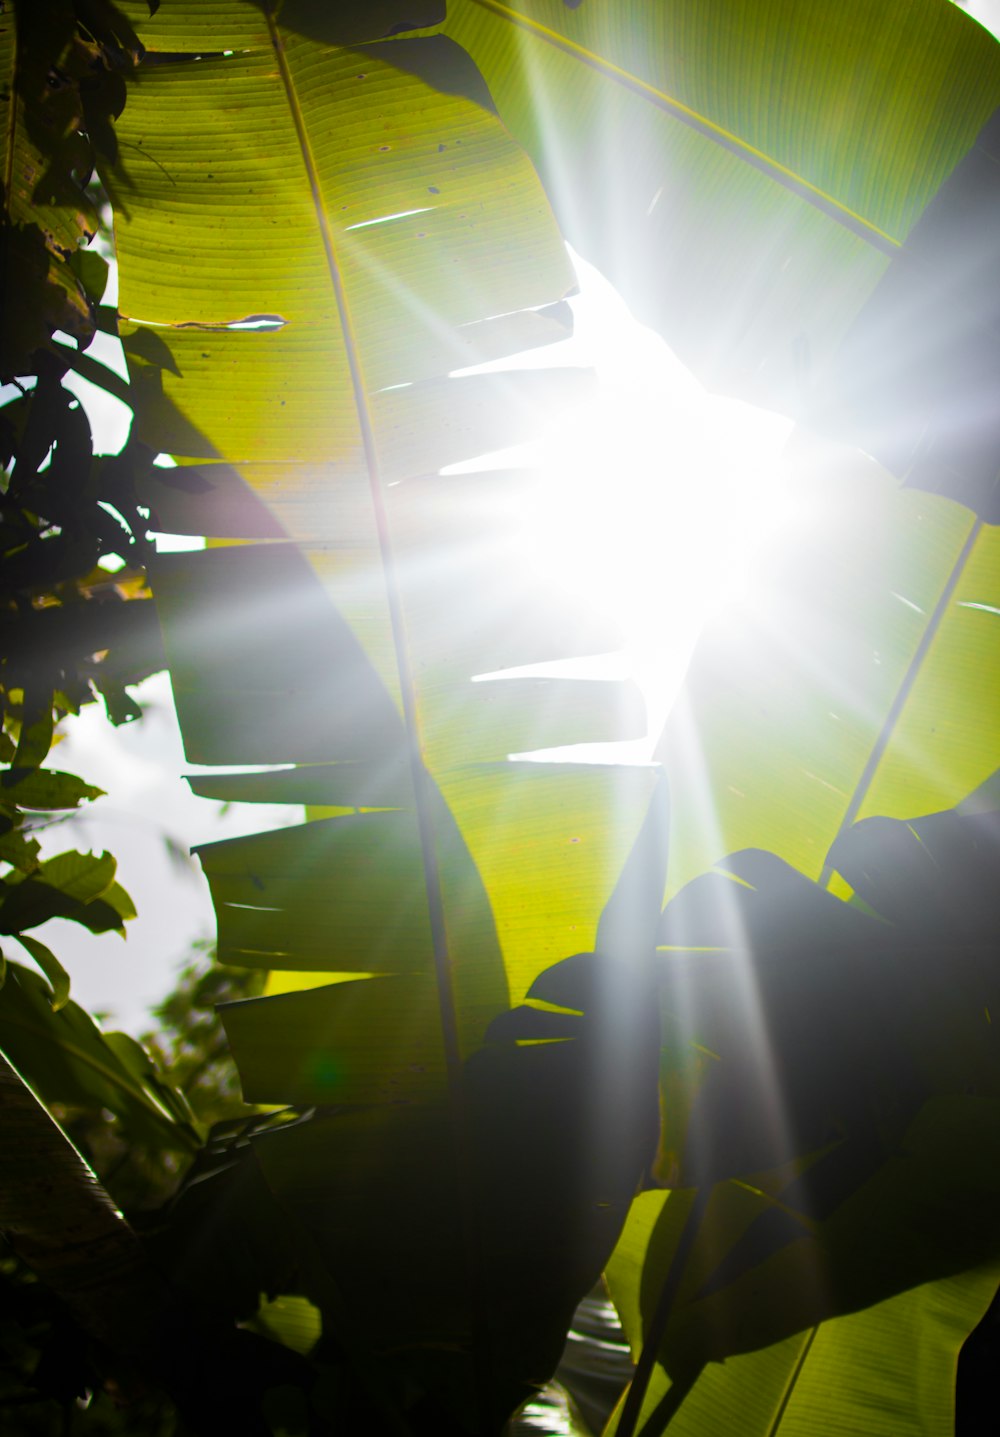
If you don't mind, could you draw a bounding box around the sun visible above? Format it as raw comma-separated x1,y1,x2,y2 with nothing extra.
449,248,795,762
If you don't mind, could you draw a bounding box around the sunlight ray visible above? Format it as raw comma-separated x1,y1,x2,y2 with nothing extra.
657,698,800,1193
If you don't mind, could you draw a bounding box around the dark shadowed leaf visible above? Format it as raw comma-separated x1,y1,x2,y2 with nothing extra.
0,961,198,1152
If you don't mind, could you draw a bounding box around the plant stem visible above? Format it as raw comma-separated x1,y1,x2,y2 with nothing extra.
616,1187,711,1437
634,1364,703,1437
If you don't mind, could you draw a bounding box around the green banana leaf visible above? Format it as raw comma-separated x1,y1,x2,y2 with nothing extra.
657,442,1000,898
101,4,665,1427
522,434,998,1429
603,1259,1000,1437
103,2,1000,1430
446,0,1000,516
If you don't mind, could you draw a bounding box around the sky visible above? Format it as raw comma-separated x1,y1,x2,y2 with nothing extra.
41,673,302,1028
957,0,1000,37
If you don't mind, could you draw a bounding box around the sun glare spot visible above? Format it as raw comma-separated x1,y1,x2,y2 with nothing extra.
455,249,793,761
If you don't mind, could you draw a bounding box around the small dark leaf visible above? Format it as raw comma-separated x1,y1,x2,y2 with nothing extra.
0,827,42,872
16,933,71,1011
0,228,92,379
11,685,55,769
0,961,196,1151
66,245,110,305
9,367,67,487
528,951,605,1013
96,675,143,725
484,1003,582,1042
72,0,145,65
121,326,184,374
80,66,128,162
255,0,447,46
0,767,104,809
828,801,1000,944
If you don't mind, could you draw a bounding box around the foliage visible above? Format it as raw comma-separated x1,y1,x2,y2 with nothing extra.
0,0,164,1012
141,943,265,1130
2,2,1000,1436
0,1239,179,1436
0,942,264,1434
445,0,1000,520
42,946,264,1216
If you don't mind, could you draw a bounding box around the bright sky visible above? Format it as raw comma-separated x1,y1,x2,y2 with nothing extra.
957,0,1000,38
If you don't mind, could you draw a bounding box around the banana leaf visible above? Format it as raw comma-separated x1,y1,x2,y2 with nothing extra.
657,440,1000,897
446,0,1000,516
600,790,1000,1435
612,309,1000,1437
603,1258,1000,1437
101,4,665,1428
103,3,1000,1430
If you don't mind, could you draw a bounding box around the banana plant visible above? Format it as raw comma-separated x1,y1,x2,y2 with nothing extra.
7,0,999,1432
435,6,1000,1431
446,0,1000,519
94,1,669,1429
603,787,1000,1437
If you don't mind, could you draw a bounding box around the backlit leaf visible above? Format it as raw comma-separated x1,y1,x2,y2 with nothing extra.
447,0,1000,513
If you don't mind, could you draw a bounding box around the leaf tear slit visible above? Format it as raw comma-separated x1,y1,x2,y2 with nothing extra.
345,207,434,231
173,315,287,332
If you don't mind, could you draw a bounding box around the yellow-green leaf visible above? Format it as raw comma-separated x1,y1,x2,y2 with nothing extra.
447,0,1000,491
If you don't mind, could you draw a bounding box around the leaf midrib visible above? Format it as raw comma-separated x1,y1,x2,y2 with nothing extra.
819,514,984,887
763,1327,817,1437
260,11,491,1412
260,4,463,1092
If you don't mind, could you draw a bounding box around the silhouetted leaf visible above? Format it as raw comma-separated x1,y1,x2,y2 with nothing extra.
16,933,71,1010
0,767,104,810
603,788,1000,1431
0,961,198,1151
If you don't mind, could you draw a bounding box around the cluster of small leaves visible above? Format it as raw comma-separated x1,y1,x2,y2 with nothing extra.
140,943,267,1132
0,12,197,1422
1,0,166,1010
51,947,266,1217
0,391,165,1005
1,0,153,377
0,362,166,1007
0,944,262,1436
